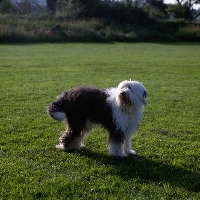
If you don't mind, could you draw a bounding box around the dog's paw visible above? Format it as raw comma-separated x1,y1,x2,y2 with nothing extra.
119,153,128,157
76,145,84,150
56,143,65,150
110,152,128,157
126,150,136,155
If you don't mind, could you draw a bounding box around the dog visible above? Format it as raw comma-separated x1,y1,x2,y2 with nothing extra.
47,80,147,157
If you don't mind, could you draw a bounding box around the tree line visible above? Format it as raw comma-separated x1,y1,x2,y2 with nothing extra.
0,0,199,21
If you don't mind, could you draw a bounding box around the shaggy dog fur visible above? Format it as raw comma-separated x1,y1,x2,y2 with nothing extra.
47,80,147,157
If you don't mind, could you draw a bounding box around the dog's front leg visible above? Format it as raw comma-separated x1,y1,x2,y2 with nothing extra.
124,135,136,155
108,141,127,157
108,129,127,157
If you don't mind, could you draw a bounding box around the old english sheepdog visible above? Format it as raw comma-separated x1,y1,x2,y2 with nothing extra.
47,80,147,157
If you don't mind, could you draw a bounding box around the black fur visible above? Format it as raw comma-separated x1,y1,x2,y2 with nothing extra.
47,86,124,151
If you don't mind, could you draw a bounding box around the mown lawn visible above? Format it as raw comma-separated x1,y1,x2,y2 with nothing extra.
0,43,200,199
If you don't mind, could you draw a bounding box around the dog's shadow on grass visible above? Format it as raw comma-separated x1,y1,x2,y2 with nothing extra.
79,149,199,193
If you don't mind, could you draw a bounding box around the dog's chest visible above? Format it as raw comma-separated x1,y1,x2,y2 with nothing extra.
113,108,142,134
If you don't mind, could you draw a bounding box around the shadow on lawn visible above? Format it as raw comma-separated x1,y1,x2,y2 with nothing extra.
80,149,199,193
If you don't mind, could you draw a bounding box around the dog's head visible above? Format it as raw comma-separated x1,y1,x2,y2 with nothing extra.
117,80,147,110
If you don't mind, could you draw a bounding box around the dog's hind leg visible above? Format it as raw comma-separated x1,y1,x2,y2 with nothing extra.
77,120,92,149
56,118,90,151
56,128,79,150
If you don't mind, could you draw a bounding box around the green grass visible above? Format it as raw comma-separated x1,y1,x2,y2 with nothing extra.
0,43,200,199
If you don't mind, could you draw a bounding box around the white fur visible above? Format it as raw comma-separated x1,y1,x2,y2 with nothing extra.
106,80,147,157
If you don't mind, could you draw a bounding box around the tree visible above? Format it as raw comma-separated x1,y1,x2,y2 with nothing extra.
176,0,199,8
166,0,200,20
145,0,168,19
166,3,191,19
56,0,79,19
47,0,57,14
0,0,15,14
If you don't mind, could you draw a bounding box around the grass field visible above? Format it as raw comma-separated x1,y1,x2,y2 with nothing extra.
0,43,200,199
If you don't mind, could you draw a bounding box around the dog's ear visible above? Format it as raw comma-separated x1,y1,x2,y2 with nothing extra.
143,90,147,99
142,90,147,106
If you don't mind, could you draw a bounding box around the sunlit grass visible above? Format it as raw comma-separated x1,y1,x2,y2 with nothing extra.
0,43,200,199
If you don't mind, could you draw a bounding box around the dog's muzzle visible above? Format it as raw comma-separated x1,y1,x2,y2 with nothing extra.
120,92,131,106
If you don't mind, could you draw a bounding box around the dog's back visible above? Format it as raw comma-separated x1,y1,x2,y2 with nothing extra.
47,86,112,125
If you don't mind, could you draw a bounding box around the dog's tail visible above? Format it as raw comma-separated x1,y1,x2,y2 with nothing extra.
47,101,66,121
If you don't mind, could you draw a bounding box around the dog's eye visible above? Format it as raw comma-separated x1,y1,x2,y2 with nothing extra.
128,86,131,90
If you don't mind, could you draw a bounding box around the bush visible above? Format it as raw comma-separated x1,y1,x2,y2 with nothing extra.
0,12,200,43
177,24,200,41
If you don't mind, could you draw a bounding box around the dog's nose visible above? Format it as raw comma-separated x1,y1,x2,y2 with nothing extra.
121,92,126,97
